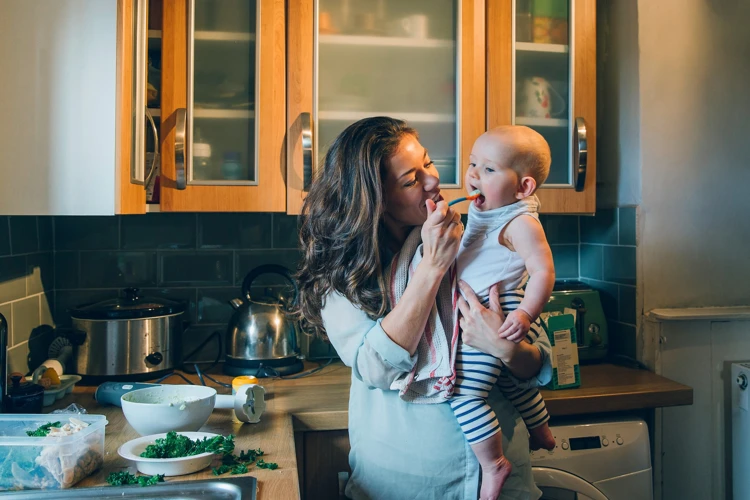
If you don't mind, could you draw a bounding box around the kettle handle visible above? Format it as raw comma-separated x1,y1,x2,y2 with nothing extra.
241,264,299,306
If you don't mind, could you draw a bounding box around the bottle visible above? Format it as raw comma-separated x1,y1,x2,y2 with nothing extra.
516,0,533,43
221,152,243,180
193,128,213,180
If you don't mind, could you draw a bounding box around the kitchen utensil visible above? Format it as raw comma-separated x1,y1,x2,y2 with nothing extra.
97,381,266,429
120,385,217,436
448,189,482,207
69,288,186,381
224,264,303,377
544,280,608,362
117,432,219,476
516,76,566,119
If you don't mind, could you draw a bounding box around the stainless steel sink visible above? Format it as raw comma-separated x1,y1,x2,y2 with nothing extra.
0,476,257,499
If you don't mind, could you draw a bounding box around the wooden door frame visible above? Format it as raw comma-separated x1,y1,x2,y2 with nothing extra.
161,0,286,212
486,0,596,214
286,0,487,215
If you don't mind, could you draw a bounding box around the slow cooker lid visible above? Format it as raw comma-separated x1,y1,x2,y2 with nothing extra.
70,287,186,320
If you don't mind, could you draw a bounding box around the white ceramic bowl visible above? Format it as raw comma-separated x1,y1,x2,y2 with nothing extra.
121,385,217,436
118,431,219,476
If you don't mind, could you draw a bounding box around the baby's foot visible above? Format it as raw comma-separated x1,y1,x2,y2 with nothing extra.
529,423,556,451
479,455,513,500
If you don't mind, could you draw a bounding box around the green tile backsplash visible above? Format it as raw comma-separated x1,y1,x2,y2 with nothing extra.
0,209,639,374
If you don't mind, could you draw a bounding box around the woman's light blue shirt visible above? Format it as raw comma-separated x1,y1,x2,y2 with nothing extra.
321,292,552,500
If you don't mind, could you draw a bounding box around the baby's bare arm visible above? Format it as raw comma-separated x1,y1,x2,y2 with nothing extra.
502,216,555,320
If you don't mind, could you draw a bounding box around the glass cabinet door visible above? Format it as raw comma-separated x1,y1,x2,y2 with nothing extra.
316,0,459,185
287,0,486,214
513,0,587,191
188,0,257,184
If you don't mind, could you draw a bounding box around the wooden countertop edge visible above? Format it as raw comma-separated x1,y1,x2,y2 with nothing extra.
544,387,694,416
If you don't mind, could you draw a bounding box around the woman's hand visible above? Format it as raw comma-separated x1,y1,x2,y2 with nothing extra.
458,282,543,379
457,282,512,359
420,199,462,274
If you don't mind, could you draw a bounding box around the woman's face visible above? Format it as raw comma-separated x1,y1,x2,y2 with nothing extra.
382,134,442,231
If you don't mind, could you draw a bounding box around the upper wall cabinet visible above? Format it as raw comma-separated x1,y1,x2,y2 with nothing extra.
0,0,143,215
488,0,596,213
152,0,287,212
286,0,487,215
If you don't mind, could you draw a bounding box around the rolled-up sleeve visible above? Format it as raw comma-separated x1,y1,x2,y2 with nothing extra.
505,326,553,390
321,292,417,389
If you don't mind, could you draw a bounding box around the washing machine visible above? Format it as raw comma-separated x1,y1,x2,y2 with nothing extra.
531,418,653,500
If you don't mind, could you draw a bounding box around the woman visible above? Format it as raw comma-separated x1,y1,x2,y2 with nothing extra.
295,117,551,499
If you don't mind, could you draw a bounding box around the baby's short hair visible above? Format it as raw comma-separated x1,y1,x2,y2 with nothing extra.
489,126,551,189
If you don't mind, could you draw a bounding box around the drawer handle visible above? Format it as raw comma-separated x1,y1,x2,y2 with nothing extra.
573,117,587,192
175,108,187,190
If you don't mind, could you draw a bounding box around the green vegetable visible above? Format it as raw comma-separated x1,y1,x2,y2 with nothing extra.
26,422,61,437
231,463,249,475
106,471,164,487
212,465,231,476
256,459,278,470
140,431,235,459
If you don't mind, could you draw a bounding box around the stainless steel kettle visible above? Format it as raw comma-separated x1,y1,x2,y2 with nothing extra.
223,264,303,376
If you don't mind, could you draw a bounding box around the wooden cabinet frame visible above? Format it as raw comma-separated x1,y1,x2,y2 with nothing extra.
286,0,487,215
159,0,287,212
487,0,596,214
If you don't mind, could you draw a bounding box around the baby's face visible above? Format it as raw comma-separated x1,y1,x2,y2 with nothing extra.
465,133,523,211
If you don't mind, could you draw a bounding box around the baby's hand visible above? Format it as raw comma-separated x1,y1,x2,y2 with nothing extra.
498,309,532,343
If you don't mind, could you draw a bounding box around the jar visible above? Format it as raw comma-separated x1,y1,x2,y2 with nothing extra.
516,0,533,43
193,139,213,180
221,152,243,180
532,0,568,45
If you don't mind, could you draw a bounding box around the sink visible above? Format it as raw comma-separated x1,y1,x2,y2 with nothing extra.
0,476,257,499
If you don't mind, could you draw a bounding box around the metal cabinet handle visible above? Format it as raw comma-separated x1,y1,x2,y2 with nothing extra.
573,117,587,192
175,108,187,190
144,107,160,189
301,112,314,190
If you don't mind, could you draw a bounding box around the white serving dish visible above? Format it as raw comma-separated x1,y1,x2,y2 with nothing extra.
121,385,216,436
117,432,219,476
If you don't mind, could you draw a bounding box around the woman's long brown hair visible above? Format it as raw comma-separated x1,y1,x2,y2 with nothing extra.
293,117,416,338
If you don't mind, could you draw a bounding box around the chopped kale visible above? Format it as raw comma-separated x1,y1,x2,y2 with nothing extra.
140,431,235,459
230,463,249,475
256,459,278,470
212,465,232,476
106,471,164,487
25,421,61,437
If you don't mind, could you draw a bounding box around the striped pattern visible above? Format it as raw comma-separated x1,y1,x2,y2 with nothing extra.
450,287,550,444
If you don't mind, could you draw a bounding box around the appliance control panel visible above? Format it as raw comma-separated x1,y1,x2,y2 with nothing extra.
530,418,651,477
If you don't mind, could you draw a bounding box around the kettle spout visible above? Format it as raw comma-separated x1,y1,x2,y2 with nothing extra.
229,298,244,310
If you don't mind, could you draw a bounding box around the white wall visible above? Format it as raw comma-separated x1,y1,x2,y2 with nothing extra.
638,0,750,311
0,0,118,215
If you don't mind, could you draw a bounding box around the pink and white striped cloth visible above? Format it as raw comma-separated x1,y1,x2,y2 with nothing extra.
386,227,461,404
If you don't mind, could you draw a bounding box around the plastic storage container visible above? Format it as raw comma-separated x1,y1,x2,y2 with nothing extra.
0,414,108,491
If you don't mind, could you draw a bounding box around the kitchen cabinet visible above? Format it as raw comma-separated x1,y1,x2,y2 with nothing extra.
487,0,597,213
297,430,351,500
287,0,596,215
147,0,287,212
0,0,143,215
286,0,486,214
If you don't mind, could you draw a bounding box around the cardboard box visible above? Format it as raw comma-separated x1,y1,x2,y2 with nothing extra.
541,312,581,390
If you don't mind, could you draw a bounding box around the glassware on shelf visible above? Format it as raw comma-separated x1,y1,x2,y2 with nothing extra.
192,128,213,180
221,152,243,180
516,0,533,43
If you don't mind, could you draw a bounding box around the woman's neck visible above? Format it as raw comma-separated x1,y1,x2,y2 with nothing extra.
382,218,410,252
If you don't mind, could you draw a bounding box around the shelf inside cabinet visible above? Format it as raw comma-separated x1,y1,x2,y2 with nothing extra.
145,204,161,213
148,29,255,43
318,111,454,123
319,34,454,49
515,117,567,128
516,42,569,53
147,108,254,119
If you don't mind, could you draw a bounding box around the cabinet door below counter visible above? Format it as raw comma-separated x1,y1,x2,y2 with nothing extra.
297,430,351,500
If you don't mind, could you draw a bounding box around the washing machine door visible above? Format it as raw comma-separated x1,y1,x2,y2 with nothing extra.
533,467,609,500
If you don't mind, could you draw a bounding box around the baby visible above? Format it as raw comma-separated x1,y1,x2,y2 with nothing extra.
452,126,556,499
